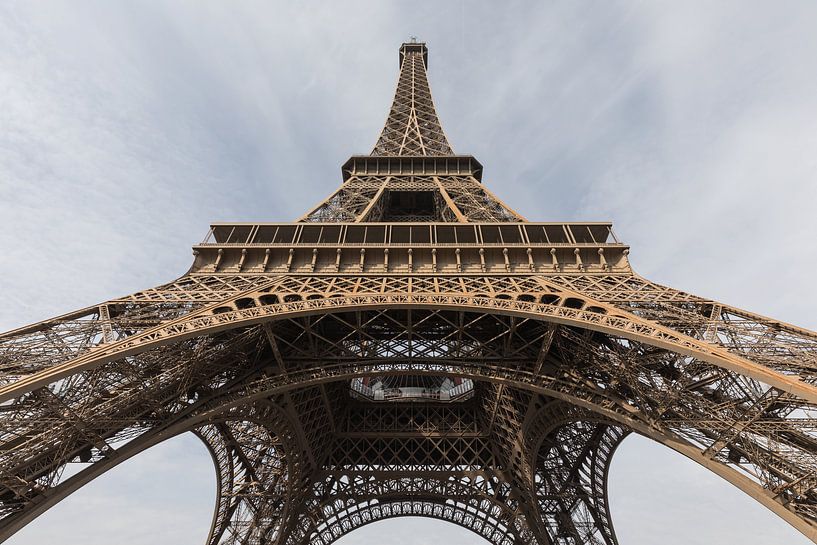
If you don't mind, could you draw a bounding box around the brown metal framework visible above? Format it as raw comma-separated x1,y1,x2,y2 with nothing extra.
1,41,816,544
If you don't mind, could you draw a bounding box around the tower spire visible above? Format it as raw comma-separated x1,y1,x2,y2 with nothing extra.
299,41,524,223
372,42,453,156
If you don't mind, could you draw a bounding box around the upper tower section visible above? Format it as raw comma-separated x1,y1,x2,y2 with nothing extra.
371,42,453,156
296,41,525,223
193,42,629,273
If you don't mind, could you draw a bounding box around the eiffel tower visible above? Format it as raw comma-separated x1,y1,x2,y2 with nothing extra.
1,41,816,545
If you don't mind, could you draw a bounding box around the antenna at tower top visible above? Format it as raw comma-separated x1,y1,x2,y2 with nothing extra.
409,35,418,43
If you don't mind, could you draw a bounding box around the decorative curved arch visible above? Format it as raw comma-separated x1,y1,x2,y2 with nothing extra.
0,420,195,540
286,470,538,545
2,291,814,404
0,401,303,544
297,499,524,545
195,370,817,540
0,354,626,543
522,401,817,543
0,365,813,543
3,34,815,545
0,299,815,542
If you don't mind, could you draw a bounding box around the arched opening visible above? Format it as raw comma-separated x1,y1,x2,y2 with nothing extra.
4,301,813,544
609,434,812,545
5,433,215,545
333,517,491,545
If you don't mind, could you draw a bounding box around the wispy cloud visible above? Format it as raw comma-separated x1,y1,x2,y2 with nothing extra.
1,2,815,544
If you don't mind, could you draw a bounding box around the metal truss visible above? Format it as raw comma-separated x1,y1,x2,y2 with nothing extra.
372,42,452,157
299,174,523,223
1,41,816,545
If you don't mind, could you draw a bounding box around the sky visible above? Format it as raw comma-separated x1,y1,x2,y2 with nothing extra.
1,1,816,544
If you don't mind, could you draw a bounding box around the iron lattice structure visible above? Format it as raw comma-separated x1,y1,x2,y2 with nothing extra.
1,42,817,545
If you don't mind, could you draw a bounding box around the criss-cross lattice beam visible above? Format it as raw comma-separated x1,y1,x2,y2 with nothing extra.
527,403,628,545
196,411,294,545
291,473,539,545
372,43,452,157
0,310,814,540
548,274,817,381
298,174,524,223
3,38,816,545
0,274,816,542
0,275,278,385
4,274,810,403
